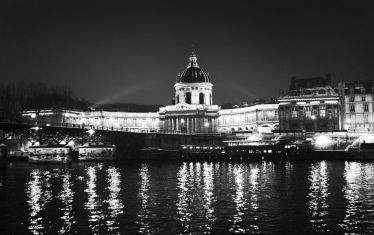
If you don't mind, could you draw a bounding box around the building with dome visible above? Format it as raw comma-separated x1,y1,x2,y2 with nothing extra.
159,52,220,133
22,52,280,135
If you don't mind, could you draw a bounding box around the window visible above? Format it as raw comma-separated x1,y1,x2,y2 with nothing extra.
291,107,297,118
185,92,191,104
350,96,355,102
199,93,205,104
176,95,179,104
362,96,366,102
319,106,326,118
350,105,355,112
320,110,326,118
364,103,369,112
328,110,333,119
305,106,312,118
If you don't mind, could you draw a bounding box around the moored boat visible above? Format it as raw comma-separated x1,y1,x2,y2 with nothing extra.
77,143,116,161
28,145,72,164
345,142,374,160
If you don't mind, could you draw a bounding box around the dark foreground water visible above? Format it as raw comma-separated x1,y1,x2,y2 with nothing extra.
1,161,374,234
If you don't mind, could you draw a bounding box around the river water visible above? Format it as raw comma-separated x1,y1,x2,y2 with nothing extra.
1,160,374,234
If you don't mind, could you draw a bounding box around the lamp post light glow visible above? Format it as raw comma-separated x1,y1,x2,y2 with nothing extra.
30,126,40,131
87,129,95,135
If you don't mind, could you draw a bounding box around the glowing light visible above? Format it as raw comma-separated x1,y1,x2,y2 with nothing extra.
315,135,333,149
31,126,40,131
311,115,316,120
87,129,95,135
204,122,210,127
30,113,36,119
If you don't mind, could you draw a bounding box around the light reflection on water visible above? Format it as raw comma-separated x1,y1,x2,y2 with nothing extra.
307,161,330,231
84,166,105,233
177,162,216,234
340,162,374,232
230,164,260,233
4,161,374,234
105,166,123,233
26,169,53,235
57,170,74,234
137,163,153,234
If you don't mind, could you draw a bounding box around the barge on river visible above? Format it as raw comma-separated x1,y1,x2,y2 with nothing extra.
28,145,72,164
77,143,116,161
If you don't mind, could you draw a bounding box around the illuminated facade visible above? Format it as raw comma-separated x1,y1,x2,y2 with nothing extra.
339,81,374,132
278,75,341,131
23,109,159,132
22,52,280,134
218,104,279,133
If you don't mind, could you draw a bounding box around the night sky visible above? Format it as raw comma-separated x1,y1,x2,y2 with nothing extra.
1,0,374,105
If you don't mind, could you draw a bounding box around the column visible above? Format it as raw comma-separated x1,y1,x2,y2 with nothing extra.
191,117,196,133
194,117,197,133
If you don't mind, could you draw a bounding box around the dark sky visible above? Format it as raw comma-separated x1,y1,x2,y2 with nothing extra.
1,0,374,105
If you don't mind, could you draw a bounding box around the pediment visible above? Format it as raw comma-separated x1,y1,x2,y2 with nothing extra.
165,103,195,111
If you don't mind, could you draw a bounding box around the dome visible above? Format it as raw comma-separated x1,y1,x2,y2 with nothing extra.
176,52,210,83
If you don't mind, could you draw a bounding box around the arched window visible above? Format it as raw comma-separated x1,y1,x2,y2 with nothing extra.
199,93,205,104
185,92,191,104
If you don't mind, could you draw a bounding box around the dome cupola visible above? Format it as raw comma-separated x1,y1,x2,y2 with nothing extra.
176,52,210,83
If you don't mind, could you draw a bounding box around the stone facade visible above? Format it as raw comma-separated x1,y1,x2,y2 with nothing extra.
278,75,341,131
217,104,279,133
339,81,374,132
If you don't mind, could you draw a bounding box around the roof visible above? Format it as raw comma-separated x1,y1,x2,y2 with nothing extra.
289,75,332,90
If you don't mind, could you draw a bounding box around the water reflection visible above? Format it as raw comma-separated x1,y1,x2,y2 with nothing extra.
177,162,190,233
8,161,374,234
307,161,330,231
202,162,215,232
137,163,153,234
105,166,123,233
84,166,105,233
57,170,74,234
176,162,216,234
230,164,260,233
230,165,245,232
26,169,52,235
340,162,374,232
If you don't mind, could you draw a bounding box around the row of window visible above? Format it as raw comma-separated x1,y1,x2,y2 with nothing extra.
281,109,338,119
349,104,370,112
219,111,278,124
349,96,369,102
178,87,209,91
176,92,211,105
